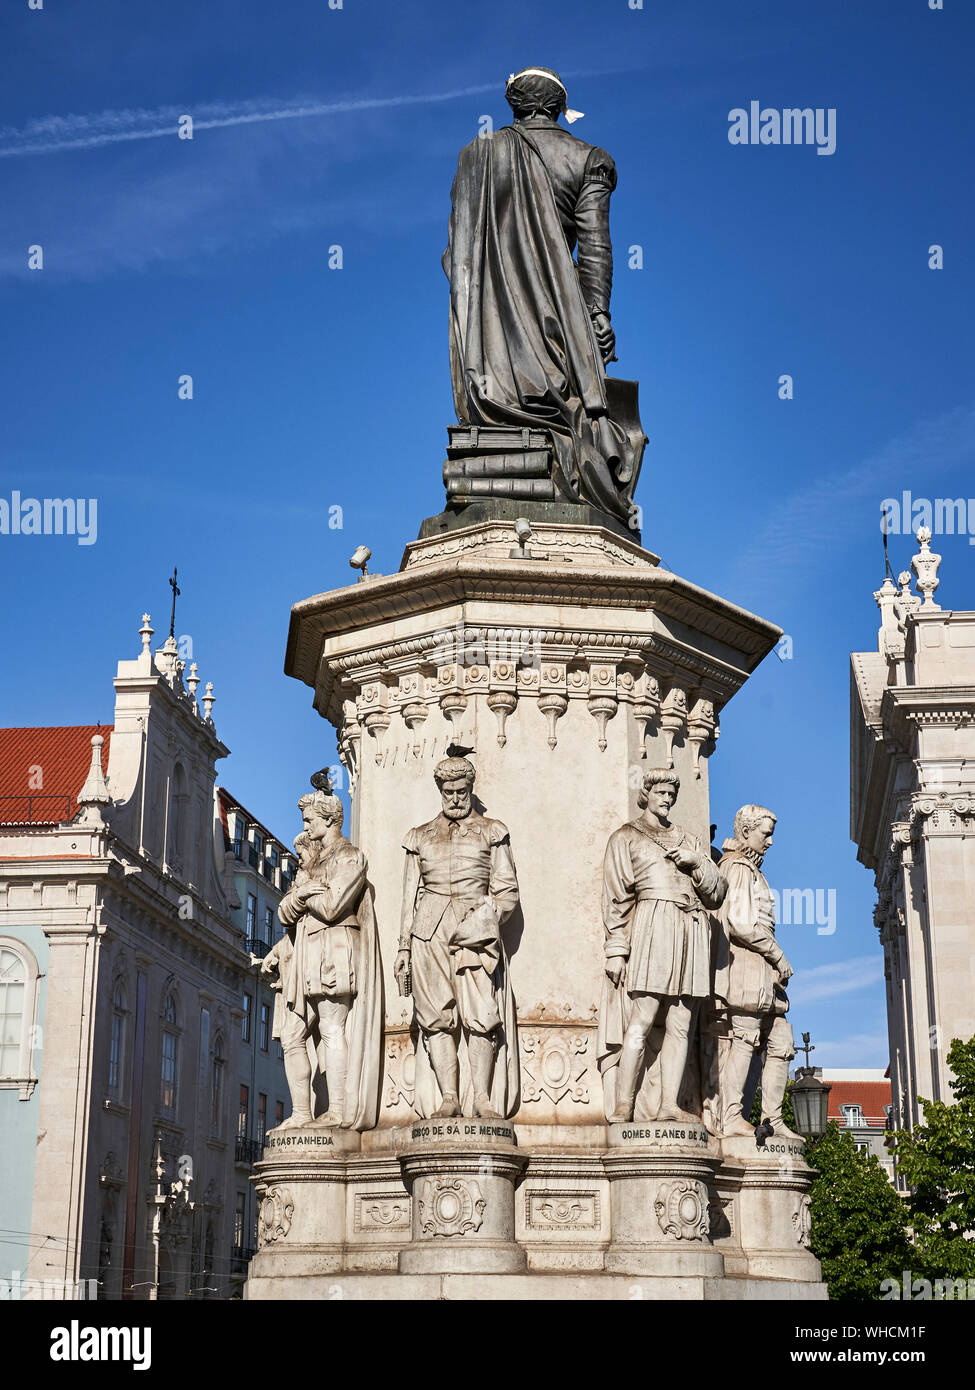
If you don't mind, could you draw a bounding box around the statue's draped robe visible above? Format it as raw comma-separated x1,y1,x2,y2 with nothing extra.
443,122,641,523
272,841,383,1132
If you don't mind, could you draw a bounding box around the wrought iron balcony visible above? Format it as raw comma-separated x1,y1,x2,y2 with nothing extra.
234,1137,263,1165
230,1244,255,1276
245,937,270,959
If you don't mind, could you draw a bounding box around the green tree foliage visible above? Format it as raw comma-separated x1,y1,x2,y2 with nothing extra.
804,1124,912,1300
890,1037,975,1282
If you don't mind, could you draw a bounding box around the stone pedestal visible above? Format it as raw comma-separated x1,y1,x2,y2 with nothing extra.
603,1121,724,1277
715,1134,821,1283
246,1124,362,1285
398,1118,526,1274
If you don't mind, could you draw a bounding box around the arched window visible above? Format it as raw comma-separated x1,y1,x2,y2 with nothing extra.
108,979,126,1093
210,1033,225,1131
160,990,179,1114
0,938,41,1100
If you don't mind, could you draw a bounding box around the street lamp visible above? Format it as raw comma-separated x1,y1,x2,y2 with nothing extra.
791,1032,832,1138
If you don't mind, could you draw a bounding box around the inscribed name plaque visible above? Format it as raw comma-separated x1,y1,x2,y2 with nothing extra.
408,1119,516,1148
263,1126,361,1157
608,1121,712,1151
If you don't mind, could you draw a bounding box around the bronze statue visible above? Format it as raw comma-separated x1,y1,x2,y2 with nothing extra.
443,66,645,529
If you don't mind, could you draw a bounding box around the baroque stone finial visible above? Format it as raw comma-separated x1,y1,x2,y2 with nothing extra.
202,681,215,722
77,734,111,826
139,613,154,654
912,526,941,609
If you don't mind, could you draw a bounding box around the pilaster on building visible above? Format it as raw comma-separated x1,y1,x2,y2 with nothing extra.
851,527,975,1131
0,613,283,1300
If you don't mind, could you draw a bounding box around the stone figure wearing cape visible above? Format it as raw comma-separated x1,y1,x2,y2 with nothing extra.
394,754,520,1119
443,66,645,527
597,768,727,1123
262,776,382,1132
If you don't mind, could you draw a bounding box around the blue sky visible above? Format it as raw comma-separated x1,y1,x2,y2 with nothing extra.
2,0,972,1070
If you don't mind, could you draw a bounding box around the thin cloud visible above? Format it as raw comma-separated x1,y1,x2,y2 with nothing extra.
732,403,975,591
0,86,501,159
787,954,883,1005
809,1029,890,1069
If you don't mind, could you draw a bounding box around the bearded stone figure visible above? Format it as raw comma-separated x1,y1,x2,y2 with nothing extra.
262,775,382,1131
395,754,520,1119
598,768,727,1123
712,805,799,1139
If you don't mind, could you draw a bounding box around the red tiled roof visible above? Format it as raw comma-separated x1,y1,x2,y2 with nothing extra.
0,725,112,826
827,1080,892,1128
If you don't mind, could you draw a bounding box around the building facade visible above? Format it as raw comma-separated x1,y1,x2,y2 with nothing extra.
821,1069,894,1181
0,615,265,1299
851,529,975,1131
216,788,294,1286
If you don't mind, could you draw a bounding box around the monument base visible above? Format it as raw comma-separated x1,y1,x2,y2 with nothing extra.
244,1122,826,1298
715,1133,822,1283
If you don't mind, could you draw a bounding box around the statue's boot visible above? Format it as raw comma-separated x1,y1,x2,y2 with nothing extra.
761,1052,801,1140
607,1032,644,1122
655,1032,699,1125
720,1037,759,1137
469,1032,501,1118
313,1044,348,1127
427,1032,461,1118
280,1044,313,1128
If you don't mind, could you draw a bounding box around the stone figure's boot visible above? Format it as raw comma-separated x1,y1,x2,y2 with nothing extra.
720,1037,759,1137
608,1032,644,1122
427,1032,461,1118
314,1037,348,1127
469,1032,501,1118
761,1052,801,1139
280,1044,313,1128
655,1034,700,1125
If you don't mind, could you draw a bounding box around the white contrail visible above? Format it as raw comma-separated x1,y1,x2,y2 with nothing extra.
0,83,500,158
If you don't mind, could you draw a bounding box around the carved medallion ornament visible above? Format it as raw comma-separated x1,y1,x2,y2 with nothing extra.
653,1180,710,1241
258,1187,295,1247
521,1029,591,1106
792,1194,812,1249
416,1177,486,1237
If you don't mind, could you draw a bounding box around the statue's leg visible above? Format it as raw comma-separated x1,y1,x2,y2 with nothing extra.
467,1032,501,1118
459,963,503,1118
760,1016,800,1139
608,993,660,1122
412,931,461,1117
311,996,351,1126
425,1031,461,1117
279,1011,314,1128
656,997,700,1123
720,1012,760,1136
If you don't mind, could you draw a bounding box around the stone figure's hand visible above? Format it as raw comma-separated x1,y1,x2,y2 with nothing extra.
670,845,701,873
606,958,626,987
776,958,793,985
260,954,278,980
394,948,412,997
590,310,616,363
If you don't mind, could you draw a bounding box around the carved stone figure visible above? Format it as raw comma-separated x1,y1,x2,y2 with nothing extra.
712,805,798,1138
395,754,520,1119
262,775,381,1131
443,66,645,527
597,768,727,1123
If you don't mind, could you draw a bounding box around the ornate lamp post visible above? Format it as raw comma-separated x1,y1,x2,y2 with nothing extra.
790,1032,832,1138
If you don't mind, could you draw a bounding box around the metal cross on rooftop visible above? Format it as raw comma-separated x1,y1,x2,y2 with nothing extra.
168,567,180,640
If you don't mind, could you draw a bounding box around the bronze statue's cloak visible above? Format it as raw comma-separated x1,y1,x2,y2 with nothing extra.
443,125,642,523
